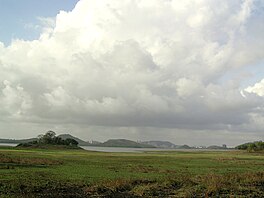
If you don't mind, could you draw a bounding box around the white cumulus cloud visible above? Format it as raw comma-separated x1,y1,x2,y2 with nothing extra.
0,0,264,144
245,79,264,96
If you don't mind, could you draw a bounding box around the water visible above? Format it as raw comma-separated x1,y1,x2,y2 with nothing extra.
81,146,178,153
81,146,232,153
0,143,176,152
0,143,18,147
0,143,231,152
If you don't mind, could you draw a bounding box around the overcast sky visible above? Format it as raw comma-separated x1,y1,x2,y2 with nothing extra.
0,0,264,146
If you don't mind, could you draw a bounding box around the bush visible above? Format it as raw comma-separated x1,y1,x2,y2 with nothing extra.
236,141,264,152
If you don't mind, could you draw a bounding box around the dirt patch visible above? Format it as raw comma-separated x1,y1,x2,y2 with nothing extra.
0,154,62,166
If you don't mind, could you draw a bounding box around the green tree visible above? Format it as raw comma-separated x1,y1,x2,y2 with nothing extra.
65,138,79,146
247,143,257,152
255,141,264,151
40,131,56,144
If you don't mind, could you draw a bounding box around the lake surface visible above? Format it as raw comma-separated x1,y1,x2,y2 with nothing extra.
0,143,18,147
0,143,231,152
81,146,232,153
0,143,175,152
81,146,182,153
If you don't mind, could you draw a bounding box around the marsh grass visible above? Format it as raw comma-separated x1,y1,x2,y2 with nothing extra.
84,173,264,197
0,147,263,197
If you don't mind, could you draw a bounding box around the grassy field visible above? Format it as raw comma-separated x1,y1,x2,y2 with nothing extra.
0,146,263,197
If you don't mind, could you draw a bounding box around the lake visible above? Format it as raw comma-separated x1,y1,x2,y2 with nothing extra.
81,146,182,153
0,143,171,152
0,143,18,147
81,146,232,152
0,143,230,152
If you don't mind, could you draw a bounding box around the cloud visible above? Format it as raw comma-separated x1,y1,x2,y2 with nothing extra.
0,80,32,118
245,79,264,96
0,0,264,144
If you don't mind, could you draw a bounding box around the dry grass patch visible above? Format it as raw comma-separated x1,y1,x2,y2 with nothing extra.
0,153,62,166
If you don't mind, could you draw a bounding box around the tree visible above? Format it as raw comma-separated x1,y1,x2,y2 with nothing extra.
54,136,64,145
65,138,79,146
255,141,264,151
39,131,56,144
247,143,257,152
32,131,79,147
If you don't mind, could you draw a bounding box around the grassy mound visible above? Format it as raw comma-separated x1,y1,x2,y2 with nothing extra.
16,143,83,150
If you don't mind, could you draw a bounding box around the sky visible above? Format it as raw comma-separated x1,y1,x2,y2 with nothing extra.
0,0,264,146
0,0,79,45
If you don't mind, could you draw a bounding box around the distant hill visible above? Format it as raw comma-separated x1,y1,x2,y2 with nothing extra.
58,134,91,146
142,141,177,148
101,139,155,148
0,134,200,149
0,134,91,146
207,145,228,150
89,140,102,145
176,144,193,149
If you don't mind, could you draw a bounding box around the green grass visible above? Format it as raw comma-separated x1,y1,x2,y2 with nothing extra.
0,146,263,197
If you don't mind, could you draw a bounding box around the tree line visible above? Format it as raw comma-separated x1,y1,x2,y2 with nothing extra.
236,141,264,152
